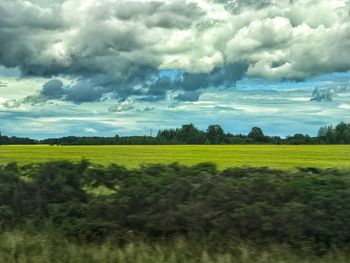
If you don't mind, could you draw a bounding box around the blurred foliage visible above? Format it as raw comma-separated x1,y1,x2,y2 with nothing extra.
0,161,350,254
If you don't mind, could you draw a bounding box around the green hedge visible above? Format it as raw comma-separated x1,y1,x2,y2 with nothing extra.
1,161,350,253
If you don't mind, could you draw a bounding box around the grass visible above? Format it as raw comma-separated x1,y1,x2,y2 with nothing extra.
0,145,350,169
0,232,349,263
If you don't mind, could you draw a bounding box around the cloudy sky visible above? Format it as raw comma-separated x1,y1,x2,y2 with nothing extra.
0,0,349,139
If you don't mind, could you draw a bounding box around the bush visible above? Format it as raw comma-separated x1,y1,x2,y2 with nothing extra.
0,161,350,253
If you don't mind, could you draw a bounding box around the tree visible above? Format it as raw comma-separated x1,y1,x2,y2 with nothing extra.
177,124,205,144
286,134,313,145
248,127,265,142
206,125,225,144
318,125,335,144
335,122,350,143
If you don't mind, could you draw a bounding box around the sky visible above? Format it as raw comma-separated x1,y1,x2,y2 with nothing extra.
0,0,350,139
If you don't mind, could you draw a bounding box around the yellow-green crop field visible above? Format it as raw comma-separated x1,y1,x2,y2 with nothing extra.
0,145,349,169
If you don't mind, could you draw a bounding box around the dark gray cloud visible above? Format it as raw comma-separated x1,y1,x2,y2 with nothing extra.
6,62,247,106
147,76,173,96
174,91,202,102
178,73,209,91
40,79,65,99
140,62,247,102
33,78,111,104
311,85,348,102
209,63,249,88
173,63,248,93
65,82,105,103
0,0,64,70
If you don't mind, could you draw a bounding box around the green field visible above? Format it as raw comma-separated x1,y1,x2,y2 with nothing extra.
0,145,349,169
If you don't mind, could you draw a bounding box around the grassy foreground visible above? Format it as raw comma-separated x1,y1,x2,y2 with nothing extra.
1,232,349,263
1,145,350,169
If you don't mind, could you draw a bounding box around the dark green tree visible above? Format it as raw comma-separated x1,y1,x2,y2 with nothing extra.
318,125,335,143
335,122,350,143
248,127,266,142
206,124,225,144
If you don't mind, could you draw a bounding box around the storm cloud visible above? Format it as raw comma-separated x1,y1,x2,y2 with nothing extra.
5,61,247,106
311,84,348,102
0,0,350,104
40,80,65,100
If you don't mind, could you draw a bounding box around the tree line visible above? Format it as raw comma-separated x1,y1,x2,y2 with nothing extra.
1,122,350,145
0,160,349,254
